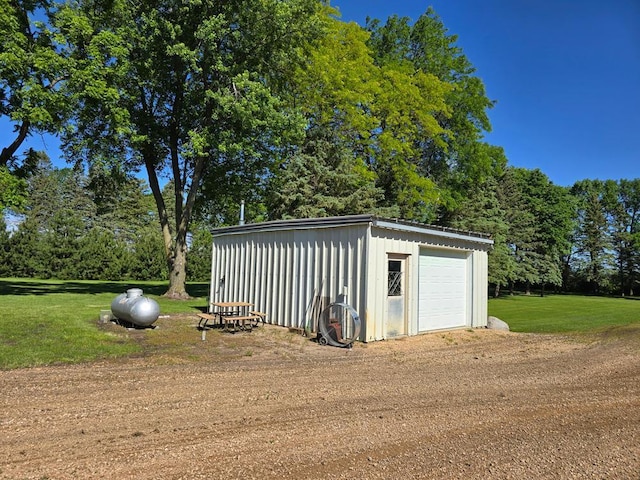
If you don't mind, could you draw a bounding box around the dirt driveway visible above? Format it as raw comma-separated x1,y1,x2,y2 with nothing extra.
1,316,639,479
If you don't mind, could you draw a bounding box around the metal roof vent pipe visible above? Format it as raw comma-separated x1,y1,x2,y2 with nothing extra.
239,200,245,226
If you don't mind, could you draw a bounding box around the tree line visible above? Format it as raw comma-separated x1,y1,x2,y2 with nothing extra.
3,156,638,297
0,156,213,282
1,1,638,297
454,171,640,297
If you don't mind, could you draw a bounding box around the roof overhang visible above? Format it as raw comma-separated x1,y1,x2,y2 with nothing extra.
371,217,494,246
211,215,493,246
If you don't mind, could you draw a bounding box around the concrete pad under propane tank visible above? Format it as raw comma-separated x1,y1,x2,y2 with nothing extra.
111,288,160,327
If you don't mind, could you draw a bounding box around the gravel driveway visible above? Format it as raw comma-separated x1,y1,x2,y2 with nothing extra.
1,318,639,479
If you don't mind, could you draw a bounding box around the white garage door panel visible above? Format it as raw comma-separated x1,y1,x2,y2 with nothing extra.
419,250,468,331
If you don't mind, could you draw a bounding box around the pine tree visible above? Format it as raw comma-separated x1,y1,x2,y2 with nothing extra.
499,168,574,295
570,180,613,293
452,176,514,297
267,128,388,219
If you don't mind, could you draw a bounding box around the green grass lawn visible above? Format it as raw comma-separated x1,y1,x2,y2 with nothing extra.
488,294,640,334
0,278,208,369
2,278,639,369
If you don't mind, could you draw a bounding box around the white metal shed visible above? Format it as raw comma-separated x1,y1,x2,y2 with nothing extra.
208,215,493,342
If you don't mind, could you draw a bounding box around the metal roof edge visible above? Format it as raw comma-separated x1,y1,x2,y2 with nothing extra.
371,217,494,245
211,214,493,245
211,214,375,236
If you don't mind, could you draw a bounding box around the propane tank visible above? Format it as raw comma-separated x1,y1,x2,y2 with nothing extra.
110,288,160,327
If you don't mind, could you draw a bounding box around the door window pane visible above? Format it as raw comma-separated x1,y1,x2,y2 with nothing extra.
388,260,402,296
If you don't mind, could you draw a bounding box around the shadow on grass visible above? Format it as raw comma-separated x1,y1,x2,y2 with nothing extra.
0,279,209,298
491,291,632,300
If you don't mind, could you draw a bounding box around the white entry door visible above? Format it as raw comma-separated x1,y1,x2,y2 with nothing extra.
418,249,469,331
386,255,407,337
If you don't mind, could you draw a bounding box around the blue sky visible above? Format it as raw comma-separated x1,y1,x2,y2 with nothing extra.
2,0,638,187
336,0,640,186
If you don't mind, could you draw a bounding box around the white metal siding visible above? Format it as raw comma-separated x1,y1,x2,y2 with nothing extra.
365,229,417,341
471,250,489,328
210,225,368,338
366,226,489,341
209,217,491,343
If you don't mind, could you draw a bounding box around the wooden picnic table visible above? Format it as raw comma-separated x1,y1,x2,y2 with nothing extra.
198,302,266,332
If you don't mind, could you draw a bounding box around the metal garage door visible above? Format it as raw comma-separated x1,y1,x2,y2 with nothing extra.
418,249,469,332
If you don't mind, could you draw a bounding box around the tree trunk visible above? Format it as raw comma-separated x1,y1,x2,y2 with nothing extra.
144,150,206,300
493,283,501,298
143,154,190,299
0,121,30,167
165,238,189,299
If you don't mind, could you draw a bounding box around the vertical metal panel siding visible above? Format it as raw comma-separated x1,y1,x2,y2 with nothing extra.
471,250,488,327
211,225,368,336
366,226,491,341
211,221,489,341
366,229,419,341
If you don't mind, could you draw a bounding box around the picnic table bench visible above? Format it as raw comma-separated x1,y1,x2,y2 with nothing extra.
197,307,267,332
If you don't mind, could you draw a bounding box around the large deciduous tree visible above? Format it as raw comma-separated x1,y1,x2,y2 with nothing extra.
366,8,501,218
272,15,451,222
0,0,75,213
0,0,70,166
62,0,325,298
0,165,27,210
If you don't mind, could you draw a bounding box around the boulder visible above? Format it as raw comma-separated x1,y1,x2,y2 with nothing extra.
487,316,510,331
